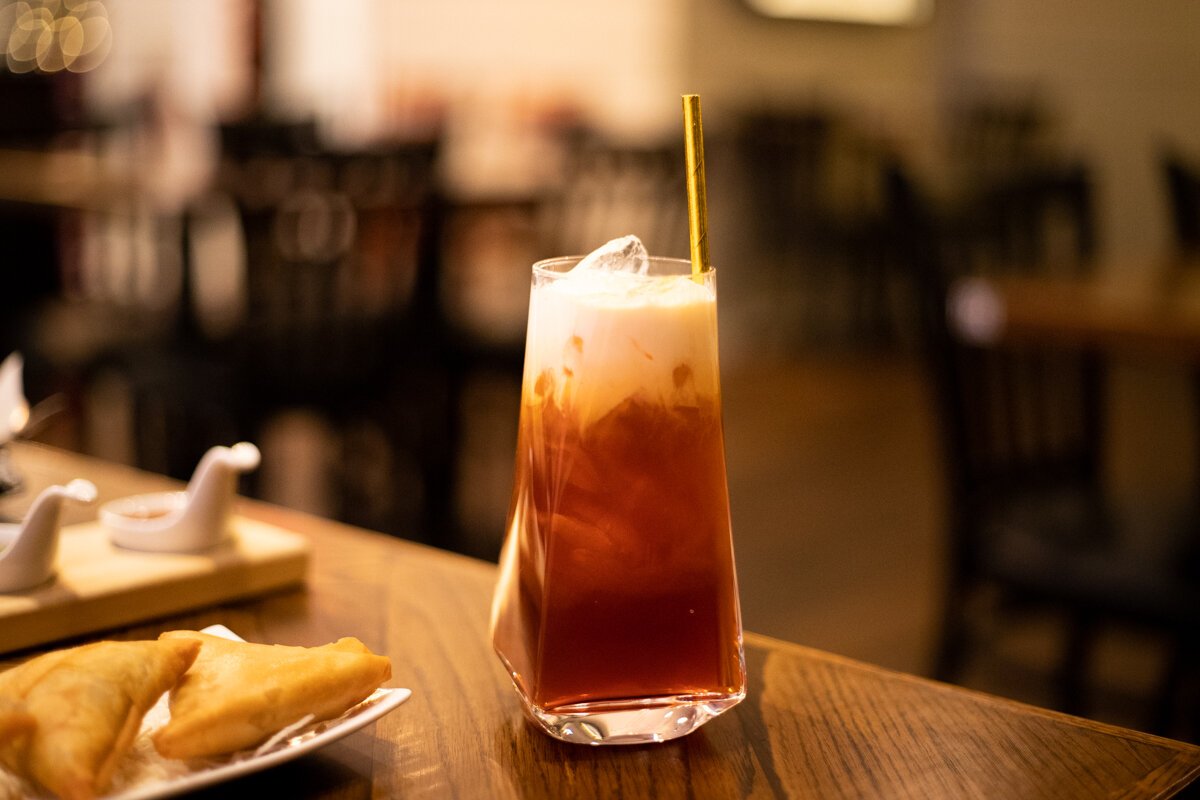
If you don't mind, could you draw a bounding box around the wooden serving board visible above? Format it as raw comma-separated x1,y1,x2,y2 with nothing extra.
0,516,309,654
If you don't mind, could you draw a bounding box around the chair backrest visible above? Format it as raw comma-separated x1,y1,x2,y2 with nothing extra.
214,126,440,400
737,110,834,251
537,132,688,259
938,331,1104,503
901,164,1106,565
737,109,897,259
1163,150,1200,256
946,96,1052,191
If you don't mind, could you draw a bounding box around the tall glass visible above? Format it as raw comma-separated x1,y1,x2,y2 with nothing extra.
490,255,746,745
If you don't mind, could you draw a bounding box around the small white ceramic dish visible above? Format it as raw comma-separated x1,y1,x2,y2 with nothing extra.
101,443,260,553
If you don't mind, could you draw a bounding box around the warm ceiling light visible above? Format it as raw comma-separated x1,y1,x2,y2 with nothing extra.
745,0,932,26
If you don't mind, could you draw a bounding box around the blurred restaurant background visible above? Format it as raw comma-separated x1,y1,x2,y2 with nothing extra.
1,0,1198,740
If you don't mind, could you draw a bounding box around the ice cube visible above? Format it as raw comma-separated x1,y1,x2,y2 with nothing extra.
570,235,650,276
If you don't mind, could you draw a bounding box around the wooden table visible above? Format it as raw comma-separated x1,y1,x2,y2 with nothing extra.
3,443,1199,799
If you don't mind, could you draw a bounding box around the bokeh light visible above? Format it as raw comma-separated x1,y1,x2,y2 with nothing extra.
0,0,110,74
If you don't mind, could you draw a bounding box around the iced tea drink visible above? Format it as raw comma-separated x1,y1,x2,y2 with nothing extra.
490,238,746,744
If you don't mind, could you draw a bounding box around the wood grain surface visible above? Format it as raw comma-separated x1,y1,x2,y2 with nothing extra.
0,517,308,654
2,443,1199,799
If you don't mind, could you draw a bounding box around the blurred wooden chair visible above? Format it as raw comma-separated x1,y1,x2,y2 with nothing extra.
946,95,1052,190
894,164,1200,731
1163,148,1200,258
1161,146,1200,737
737,109,834,262
738,108,906,346
538,130,689,259
189,126,461,544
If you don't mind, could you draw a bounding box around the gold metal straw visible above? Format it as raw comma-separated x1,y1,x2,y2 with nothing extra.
682,94,709,279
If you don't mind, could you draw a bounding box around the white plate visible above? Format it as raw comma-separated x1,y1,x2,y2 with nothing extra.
101,625,411,800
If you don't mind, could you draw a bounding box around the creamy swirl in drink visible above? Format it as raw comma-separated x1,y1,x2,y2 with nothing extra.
522,265,720,428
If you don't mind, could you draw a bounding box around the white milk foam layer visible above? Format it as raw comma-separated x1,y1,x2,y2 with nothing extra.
525,262,721,428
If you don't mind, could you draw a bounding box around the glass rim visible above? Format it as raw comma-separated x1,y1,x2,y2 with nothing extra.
532,255,716,279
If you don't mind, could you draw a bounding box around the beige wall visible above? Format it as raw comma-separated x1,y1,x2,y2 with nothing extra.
685,0,943,168
957,1,1200,268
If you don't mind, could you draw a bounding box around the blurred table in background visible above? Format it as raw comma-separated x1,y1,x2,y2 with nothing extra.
948,260,1200,357
0,148,145,211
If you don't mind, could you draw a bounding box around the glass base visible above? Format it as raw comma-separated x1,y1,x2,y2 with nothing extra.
522,693,745,745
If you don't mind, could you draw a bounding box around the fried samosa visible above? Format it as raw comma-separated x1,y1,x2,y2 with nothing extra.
152,631,391,760
0,638,199,800
0,698,34,749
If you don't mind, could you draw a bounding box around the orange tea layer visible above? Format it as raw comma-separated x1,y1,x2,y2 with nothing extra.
493,392,743,710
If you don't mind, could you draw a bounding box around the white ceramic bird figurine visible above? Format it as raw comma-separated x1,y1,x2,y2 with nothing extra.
0,352,29,445
101,442,261,552
0,479,97,592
